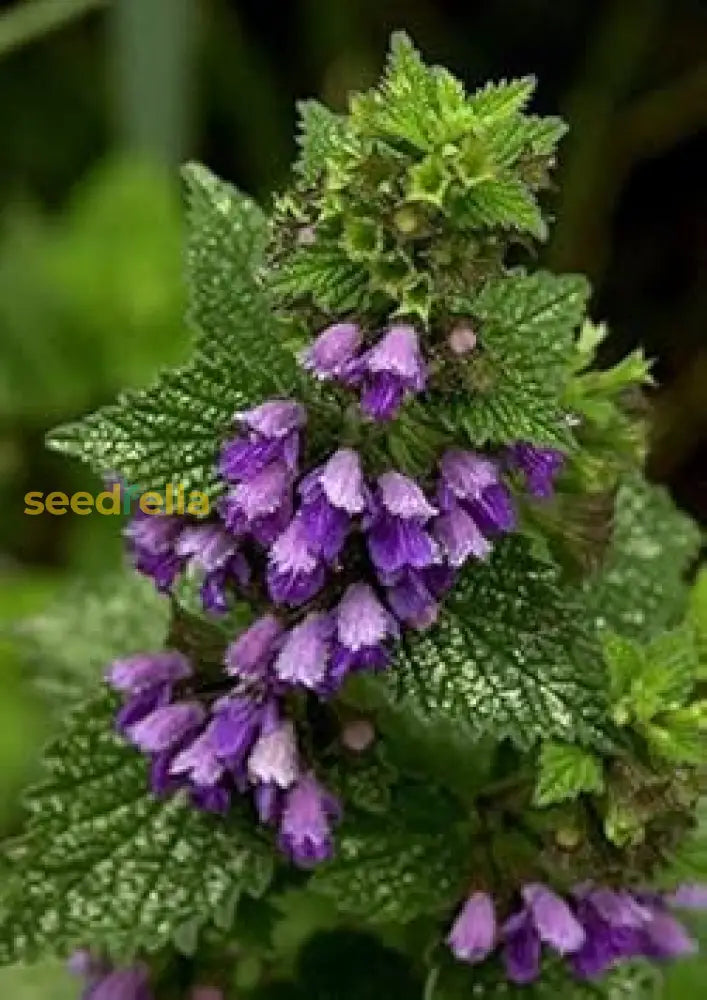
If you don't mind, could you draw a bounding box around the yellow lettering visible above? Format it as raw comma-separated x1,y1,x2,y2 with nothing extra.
139,492,164,514
96,483,121,515
70,492,94,515
24,491,45,515
45,491,68,515
187,492,210,516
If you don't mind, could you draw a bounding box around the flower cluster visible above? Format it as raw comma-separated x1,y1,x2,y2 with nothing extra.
302,322,426,421
447,883,702,984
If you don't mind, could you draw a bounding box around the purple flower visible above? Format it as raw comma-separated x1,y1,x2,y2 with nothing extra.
385,566,450,630
669,884,707,909
107,651,191,694
330,583,398,685
278,772,341,868
79,963,153,1000
354,326,426,420
209,696,268,767
507,443,564,499
273,612,334,690
267,517,327,606
225,614,284,679
439,450,499,502
438,450,516,536
220,461,293,545
115,684,172,734
447,892,497,964
220,400,305,482
248,719,299,789
126,702,205,753
254,781,282,825
503,885,585,985
125,511,184,592
298,449,365,560
172,522,250,613
641,907,697,961
301,322,363,380
169,724,226,787
366,473,439,578
432,503,491,567
199,552,251,614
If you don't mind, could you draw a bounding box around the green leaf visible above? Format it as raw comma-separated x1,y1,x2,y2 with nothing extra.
633,626,698,722
601,631,645,705
269,242,371,314
467,77,537,124
688,568,707,672
456,175,546,238
484,113,568,168
445,271,590,448
310,817,467,924
534,742,604,808
584,476,701,642
295,101,350,185
0,693,273,963
48,166,298,495
360,537,610,750
15,572,168,707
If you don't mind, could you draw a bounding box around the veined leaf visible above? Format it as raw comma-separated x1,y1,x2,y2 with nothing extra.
534,742,604,808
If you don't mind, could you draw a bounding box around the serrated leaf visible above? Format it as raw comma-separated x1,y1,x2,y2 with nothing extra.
361,537,609,749
295,101,350,185
602,631,645,704
467,77,537,124
484,114,568,168
584,476,701,642
0,694,273,963
688,568,707,672
48,166,298,495
310,818,467,924
444,271,589,448
534,742,604,808
270,242,371,314
633,626,698,722
15,572,168,707
457,175,546,238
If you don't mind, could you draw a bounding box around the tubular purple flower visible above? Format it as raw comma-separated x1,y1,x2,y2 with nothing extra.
669,884,707,910
107,651,191,694
356,325,427,421
199,552,251,614
175,523,238,573
447,892,497,964
273,612,334,690
209,696,267,766
126,702,205,753
503,911,541,985
507,442,564,499
248,719,299,789
86,964,153,1000
385,568,443,630
225,614,284,679
278,772,341,868
641,907,697,960
169,724,226,787
433,503,492,567
378,471,437,519
439,450,499,503
125,511,185,592
297,448,365,561
115,684,172,734
301,322,363,380
220,462,293,544
523,884,586,954
366,473,439,578
267,517,327,606
220,399,305,482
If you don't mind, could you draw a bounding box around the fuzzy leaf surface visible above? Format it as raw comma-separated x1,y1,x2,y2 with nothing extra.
0,694,273,963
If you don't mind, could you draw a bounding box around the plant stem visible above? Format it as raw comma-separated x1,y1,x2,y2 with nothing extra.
0,0,105,59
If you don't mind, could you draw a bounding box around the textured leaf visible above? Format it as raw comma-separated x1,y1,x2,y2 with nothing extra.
363,537,609,749
48,166,298,495
0,694,273,963
688,568,707,670
458,176,545,238
295,101,349,185
310,817,467,924
485,113,568,167
269,243,371,314
467,77,536,124
444,271,589,448
534,742,604,808
15,572,168,707
583,476,701,642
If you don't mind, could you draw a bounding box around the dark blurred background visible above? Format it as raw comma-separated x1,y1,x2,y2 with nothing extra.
0,1,705,995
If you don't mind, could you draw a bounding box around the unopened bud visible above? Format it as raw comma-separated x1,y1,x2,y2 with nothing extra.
448,325,477,355
297,225,316,246
342,719,375,752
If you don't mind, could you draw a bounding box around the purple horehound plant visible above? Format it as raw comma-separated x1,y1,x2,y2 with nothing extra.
3,31,706,1000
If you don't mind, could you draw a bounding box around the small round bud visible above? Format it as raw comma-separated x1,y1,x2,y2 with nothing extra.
341,719,375,752
393,205,422,235
555,825,582,850
448,325,477,356
297,225,316,246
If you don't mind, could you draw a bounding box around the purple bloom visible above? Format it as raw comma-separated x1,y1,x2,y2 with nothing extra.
225,614,284,679
298,449,365,560
175,523,238,573
302,322,363,380
438,449,516,535
209,696,268,767
669,884,707,909
354,326,426,420
248,719,299,789
447,892,497,964
330,583,398,684
220,461,293,545
220,400,305,482
273,612,334,690
126,702,205,753
507,443,564,499
169,724,226,787
199,552,251,614
503,910,542,985
191,784,231,814
267,517,327,606
523,884,585,955
107,651,191,694
366,473,439,578
433,503,492,567
278,772,341,868
115,684,172,734
385,567,449,630
82,964,153,1000
125,511,184,592
642,907,697,960
254,781,282,825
